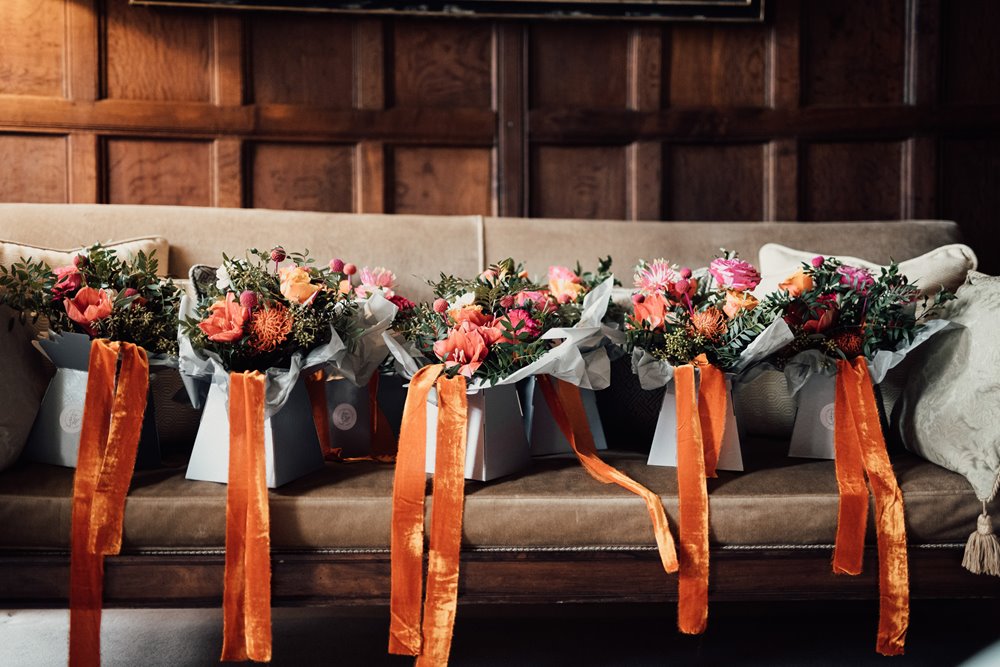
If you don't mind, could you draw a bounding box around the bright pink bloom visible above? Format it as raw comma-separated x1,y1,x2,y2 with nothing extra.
708,258,761,292
496,308,541,344
52,265,83,299
634,260,679,295
64,287,113,336
433,321,493,378
329,258,345,273
389,294,415,311
355,266,396,299
811,256,825,268
514,290,557,315
837,265,875,294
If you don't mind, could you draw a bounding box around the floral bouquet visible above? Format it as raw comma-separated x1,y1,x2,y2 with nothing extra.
623,252,792,639
0,245,181,468
754,258,954,658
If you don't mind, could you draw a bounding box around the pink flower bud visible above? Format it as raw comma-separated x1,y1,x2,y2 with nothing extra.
433,298,449,314
344,263,357,276
73,254,88,269
270,246,286,263
632,293,645,304
674,279,690,295
240,290,258,309
811,255,825,268
679,267,692,279
329,258,345,273
123,288,139,298
499,295,515,308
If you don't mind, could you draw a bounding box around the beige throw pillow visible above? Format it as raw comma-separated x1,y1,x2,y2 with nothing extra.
0,237,170,277
896,271,1000,503
756,242,977,298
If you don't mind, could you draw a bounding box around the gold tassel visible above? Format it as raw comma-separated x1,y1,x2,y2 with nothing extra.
963,503,1000,577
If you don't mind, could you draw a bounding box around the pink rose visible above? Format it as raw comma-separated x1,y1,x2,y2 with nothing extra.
514,290,557,315
198,293,249,343
709,258,761,292
496,308,541,344
433,321,493,378
64,287,113,336
547,265,584,304
52,265,83,299
837,265,875,295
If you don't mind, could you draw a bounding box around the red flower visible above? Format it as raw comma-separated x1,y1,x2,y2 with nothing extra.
802,294,839,334
64,287,113,336
389,294,416,311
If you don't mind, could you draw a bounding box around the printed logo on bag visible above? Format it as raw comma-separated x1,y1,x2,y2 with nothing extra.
332,403,358,431
60,406,84,434
820,403,836,431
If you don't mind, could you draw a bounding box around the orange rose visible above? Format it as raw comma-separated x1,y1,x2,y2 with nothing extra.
433,321,492,377
64,287,113,336
723,290,759,319
778,269,813,297
633,292,670,331
279,266,321,306
198,293,249,343
448,304,492,328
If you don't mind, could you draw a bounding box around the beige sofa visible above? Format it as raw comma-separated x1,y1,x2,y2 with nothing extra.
0,203,995,609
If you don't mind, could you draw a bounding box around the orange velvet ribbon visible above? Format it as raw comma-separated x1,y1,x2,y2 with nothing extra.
305,369,397,462
69,339,149,667
833,357,909,656
221,371,272,663
536,375,678,574
674,355,728,635
389,365,469,667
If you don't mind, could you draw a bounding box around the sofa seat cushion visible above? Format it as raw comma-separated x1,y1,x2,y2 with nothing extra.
0,446,984,552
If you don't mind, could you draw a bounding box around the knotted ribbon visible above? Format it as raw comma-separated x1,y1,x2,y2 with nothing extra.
305,369,397,462
535,375,678,574
221,371,272,663
389,365,469,666
673,354,728,635
70,339,149,667
832,356,909,656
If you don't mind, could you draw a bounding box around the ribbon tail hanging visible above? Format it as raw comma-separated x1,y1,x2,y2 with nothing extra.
674,364,709,635
415,374,468,667
538,376,678,574
832,362,868,576
692,355,727,478
388,365,444,657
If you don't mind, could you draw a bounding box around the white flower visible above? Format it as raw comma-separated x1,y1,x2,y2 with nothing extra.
449,292,476,310
215,265,231,291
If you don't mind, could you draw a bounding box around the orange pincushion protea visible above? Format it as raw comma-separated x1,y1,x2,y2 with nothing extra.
833,329,864,358
688,307,728,342
249,302,294,352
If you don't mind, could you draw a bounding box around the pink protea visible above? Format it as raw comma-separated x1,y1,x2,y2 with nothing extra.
709,258,761,292
355,266,396,299
837,265,875,294
497,308,541,344
634,259,679,296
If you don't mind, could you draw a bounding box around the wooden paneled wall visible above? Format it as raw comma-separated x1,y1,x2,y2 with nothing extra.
1,0,998,271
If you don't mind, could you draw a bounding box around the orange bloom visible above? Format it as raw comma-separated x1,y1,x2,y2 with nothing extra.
199,293,249,343
448,304,492,328
778,269,813,297
64,287,113,336
633,292,670,331
547,266,585,304
279,266,321,306
723,290,759,319
689,307,728,342
433,321,492,378
249,302,294,352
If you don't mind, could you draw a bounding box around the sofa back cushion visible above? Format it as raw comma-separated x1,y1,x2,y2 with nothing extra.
0,236,169,276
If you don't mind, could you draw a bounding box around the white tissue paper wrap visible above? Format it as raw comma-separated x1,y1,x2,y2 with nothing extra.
384,276,618,391
178,292,397,418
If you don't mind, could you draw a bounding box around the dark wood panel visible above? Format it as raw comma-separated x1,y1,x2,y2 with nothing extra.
943,0,1000,105
104,0,213,102
0,1,65,98
667,24,767,107
941,138,1000,275
665,143,765,221
801,0,907,107
0,134,68,203
252,142,354,212
391,146,491,215
530,24,629,110
531,145,627,220
802,141,903,221
391,21,492,109
250,14,354,108
105,138,212,205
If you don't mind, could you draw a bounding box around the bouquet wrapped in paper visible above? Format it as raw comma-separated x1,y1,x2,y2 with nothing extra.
624,252,792,637
1,244,181,666
755,254,954,656
382,258,677,666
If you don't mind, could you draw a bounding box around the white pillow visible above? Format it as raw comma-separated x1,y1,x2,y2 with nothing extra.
755,243,977,298
0,237,170,277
